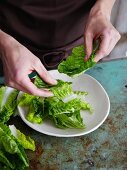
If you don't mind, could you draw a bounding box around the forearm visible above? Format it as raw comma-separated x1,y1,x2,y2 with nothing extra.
0,29,15,58
90,0,116,20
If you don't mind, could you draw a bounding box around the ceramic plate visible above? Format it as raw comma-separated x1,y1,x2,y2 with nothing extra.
17,70,110,137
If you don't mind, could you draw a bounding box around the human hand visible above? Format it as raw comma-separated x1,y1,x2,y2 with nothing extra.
0,31,57,97
84,1,121,62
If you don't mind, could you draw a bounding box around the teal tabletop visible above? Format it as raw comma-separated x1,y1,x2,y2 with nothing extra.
3,59,127,169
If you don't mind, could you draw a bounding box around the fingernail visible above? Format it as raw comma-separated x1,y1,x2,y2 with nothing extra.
50,78,57,85
41,88,50,91
46,92,54,97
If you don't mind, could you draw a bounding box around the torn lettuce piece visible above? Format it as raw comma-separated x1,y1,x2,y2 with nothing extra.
0,88,19,123
34,76,51,88
18,94,47,124
34,76,73,100
45,98,92,128
46,97,92,116
18,93,38,106
18,76,93,129
58,45,96,77
53,111,85,129
18,92,45,124
26,99,45,124
58,40,99,77
9,125,35,151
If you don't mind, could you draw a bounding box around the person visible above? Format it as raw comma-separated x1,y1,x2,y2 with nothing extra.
0,0,120,97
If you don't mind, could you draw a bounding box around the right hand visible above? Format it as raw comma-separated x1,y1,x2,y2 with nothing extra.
0,31,57,97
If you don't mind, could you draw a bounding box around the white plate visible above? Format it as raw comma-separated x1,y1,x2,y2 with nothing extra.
17,70,110,137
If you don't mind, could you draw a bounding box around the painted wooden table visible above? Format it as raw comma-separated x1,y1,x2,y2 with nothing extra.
5,59,126,170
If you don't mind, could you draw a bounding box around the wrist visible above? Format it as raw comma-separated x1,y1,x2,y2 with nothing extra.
90,0,116,20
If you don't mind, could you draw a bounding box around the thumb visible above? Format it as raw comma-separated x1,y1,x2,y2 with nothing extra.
84,33,93,61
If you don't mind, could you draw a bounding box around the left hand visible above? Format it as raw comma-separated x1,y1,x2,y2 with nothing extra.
84,8,121,62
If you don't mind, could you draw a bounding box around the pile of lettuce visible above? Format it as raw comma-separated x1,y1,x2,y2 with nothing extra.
0,87,35,169
58,41,99,77
18,76,93,129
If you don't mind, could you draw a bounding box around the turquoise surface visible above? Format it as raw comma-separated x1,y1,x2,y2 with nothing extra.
1,59,127,169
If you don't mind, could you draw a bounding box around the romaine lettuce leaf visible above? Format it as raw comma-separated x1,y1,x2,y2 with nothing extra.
0,150,14,169
58,40,99,77
54,111,85,129
18,94,46,124
58,45,96,77
26,99,44,124
18,76,93,129
0,89,19,123
0,123,29,169
0,87,6,111
9,125,35,151
35,76,73,99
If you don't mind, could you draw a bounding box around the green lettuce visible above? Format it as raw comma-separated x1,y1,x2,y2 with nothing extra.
9,125,35,151
0,150,14,169
45,98,92,129
0,123,29,169
58,41,99,77
18,94,47,124
54,111,85,129
26,98,46,124
18,76,93,129
0,88,19,123
34,76,73,100
74,91,88,96
0,87,6,111
18,93,37,106
0,123,35,169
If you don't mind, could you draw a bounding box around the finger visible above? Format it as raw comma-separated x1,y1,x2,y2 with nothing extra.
18,76,54,97
84,32,93,61
94,35,110,62
106,37,119,55
5,80,29,93
34,59,57,85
